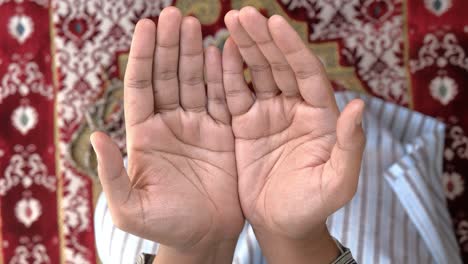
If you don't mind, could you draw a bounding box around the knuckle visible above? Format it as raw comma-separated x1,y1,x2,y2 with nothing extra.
156,69,178,80
225,88,247,97
223,69,243,76
180,75,204,86
256,38,273,47
129,54,152,61
157,42,178,49
206,78,223,85
181,51,203,58
185,105,205,112
270,62,291,72
248,63,271,73
237,41,256,49
125,77,151,89
295,65,321,80
208,97,225,105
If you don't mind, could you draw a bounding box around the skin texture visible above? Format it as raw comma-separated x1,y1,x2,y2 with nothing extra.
91,6,366,264
91,7,243,264
223,7,366,264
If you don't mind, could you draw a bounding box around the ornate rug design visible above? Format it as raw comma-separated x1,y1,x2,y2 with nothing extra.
0,0,467,263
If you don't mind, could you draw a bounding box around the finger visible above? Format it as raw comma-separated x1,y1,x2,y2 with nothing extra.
238,7,299,97
224,10,279,99
178,16,206,112
153,7,182,112
324,99,366,212
90,131,141,234
124,19,156,127
268,15,336,109
222,37,255,116
205,46,230,124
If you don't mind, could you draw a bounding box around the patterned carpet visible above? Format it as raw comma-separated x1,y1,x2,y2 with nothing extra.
0,0,467,263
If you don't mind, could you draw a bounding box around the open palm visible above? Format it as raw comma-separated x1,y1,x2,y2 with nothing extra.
223,8,365,240
91,7,243,250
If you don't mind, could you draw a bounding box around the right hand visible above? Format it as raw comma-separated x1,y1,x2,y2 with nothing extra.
90,7,244,254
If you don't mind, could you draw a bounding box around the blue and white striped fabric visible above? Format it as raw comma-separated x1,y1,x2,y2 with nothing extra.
94,91,461,264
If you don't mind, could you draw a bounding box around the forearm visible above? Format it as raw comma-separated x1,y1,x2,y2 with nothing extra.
254,224,340,264
153,239,238,264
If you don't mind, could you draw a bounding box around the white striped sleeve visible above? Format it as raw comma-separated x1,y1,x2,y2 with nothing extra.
329,91,461,264
94,193,158,264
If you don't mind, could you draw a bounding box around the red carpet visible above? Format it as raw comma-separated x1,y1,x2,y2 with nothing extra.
0,0,467,262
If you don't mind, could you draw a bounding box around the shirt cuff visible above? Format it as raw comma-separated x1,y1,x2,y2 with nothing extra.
136,253,155,264
332,239,357,264
135,240,357,264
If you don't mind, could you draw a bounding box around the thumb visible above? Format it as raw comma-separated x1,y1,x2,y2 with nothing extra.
324,99,366,212
90,131,136,227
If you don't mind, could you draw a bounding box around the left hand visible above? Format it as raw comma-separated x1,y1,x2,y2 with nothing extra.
223,7,366,241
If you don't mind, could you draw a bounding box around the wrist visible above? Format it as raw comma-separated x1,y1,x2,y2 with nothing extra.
153,238,238,264
254,224,340,264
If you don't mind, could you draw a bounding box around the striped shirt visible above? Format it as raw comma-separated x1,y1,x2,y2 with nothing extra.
94,91,461,264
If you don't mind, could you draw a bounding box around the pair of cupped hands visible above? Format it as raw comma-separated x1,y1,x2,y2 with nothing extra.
90,6,365,264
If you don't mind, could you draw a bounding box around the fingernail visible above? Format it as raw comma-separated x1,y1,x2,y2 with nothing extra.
90,135,97,153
